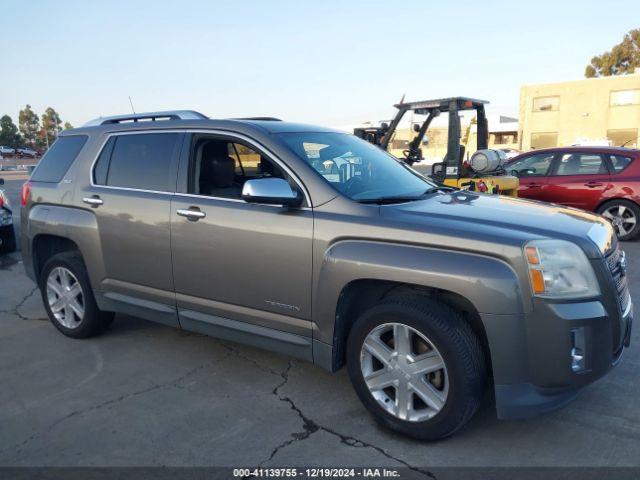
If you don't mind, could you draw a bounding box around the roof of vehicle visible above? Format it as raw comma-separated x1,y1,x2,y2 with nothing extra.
70,110,341,136
508,145,640,161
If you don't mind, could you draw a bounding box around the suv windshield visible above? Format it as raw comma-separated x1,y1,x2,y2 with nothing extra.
277,132,435,202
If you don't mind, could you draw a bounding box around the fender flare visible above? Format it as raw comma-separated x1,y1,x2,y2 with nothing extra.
312,240,525,369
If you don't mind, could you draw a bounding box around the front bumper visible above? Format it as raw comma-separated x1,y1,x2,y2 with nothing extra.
490,298,632,420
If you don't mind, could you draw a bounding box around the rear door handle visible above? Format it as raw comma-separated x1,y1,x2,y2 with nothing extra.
176,208,206,221
585,182,603,188
525,183,541,188
82,196,103,207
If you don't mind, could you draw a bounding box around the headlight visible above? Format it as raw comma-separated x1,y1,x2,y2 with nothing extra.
524,240,599,299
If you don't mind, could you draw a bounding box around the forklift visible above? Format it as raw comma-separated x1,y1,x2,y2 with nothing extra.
354,97,519,197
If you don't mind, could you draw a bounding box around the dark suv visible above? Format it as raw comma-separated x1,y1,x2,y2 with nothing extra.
21,111,633,439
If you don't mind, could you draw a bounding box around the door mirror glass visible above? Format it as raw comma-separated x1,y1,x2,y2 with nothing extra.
242,178,302,207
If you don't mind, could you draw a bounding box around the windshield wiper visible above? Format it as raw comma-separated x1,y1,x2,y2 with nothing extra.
423,186,457,194
357,196,426,204
357,186,457,204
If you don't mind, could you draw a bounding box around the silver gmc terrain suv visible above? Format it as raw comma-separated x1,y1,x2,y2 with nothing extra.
21,111,633,440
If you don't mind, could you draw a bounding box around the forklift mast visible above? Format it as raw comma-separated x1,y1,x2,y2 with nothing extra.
376,97,489,179
355,96,519,196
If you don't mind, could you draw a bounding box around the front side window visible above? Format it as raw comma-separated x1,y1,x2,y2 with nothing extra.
508,152,554,177
277,132,436,202
94,133,180,191
556,153,606,176
189,136,292,200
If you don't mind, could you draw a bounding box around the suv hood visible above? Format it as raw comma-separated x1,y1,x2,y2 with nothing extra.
380,191,614,257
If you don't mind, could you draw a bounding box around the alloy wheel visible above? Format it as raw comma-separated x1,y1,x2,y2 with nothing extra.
46,267,85,328
602,205,637,237
360,322,449,422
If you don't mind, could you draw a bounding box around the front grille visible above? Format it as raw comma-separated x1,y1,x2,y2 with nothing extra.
605,245,630,352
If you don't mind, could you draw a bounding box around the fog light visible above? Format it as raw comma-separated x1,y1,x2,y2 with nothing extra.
571,328,586,372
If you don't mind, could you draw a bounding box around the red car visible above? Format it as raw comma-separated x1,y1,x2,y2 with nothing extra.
506,146,640,240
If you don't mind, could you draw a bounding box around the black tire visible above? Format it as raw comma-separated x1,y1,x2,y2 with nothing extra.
597,199,640,241
0,224,16,254
40,251,114,339
346,295,486,440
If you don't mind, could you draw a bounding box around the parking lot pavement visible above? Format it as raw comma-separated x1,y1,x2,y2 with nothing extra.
0,244,638,469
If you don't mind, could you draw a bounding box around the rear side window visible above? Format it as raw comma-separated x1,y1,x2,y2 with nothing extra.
30,135,88,183
556,153,606,175
609,154,633,173
94,133,180,191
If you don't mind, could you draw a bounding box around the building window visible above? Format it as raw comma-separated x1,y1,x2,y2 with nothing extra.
530,132,558,149
493,132,517,145
532,96,560,112
607,129,638,148
610,89,640,106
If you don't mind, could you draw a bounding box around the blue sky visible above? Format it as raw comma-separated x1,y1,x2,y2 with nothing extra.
1,0,638,127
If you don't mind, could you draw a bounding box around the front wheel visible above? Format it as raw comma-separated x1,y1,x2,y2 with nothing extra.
346,296,486,440
597,200,640,241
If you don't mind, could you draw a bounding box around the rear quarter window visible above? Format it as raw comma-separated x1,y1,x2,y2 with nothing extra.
30,135,88,183
609,154,634,173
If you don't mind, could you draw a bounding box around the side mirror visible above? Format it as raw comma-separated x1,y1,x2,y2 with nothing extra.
242,178,303,207
413,123,421,133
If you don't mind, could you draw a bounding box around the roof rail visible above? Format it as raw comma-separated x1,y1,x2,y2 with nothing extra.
83,110,208,127
234,117,282,121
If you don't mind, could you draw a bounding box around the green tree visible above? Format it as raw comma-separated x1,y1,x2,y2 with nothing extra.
63,121,73,130
41,107,62,148
586,28,640,77
18,105,40,147
0,115,22,148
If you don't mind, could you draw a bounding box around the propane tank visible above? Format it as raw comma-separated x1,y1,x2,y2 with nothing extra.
469,149,507,174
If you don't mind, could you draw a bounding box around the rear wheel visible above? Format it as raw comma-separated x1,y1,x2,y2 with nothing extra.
597,200,640,241
346,296,486,440
40,251,114,338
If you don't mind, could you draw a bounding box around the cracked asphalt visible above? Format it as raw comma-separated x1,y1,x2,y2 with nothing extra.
0,176,639,469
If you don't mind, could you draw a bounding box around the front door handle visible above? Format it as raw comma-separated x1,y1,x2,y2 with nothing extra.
82,195,103,207
585,182,603,188
177,208,206,221
525,183,541,188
